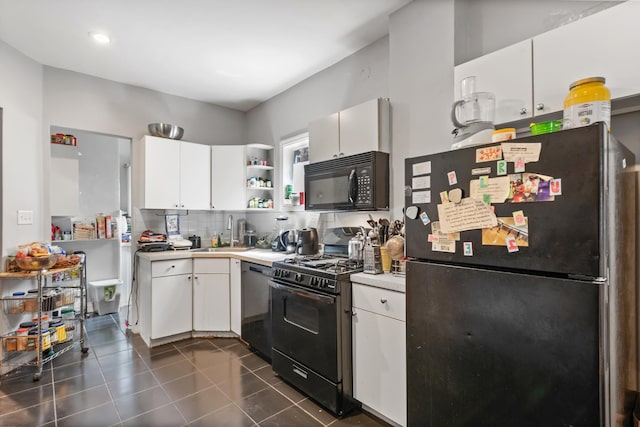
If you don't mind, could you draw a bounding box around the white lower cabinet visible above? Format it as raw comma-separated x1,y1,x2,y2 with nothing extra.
229,259,242,335
142,259,193,341
193,259,230,331
352,283,406,426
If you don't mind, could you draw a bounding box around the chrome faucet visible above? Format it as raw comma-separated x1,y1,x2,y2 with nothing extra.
227,215,234,247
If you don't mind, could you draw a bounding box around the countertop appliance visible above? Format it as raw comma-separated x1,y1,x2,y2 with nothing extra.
270,227,363,416
241,261,272,362
404,123,637,426
451,76,495,149
296,227,318,255
304,151,389,211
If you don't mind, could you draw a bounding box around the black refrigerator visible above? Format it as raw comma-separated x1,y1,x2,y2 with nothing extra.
404,123,638,427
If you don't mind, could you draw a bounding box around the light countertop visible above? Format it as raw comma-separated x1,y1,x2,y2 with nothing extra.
137,248,288,267
350,272,406,293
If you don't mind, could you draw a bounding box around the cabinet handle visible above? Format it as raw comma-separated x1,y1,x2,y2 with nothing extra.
339,152,344,157
535,103,544,111
170,265,175,269
333,154,338,158
194,276,198,280
174,203,179,207
519,108,527,116
380,299,387,304
181,204,185,208
352,311,357,317
188,276,191,280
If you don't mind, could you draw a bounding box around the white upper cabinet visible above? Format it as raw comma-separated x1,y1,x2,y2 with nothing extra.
340,98,390,157
308,98,390,163
180,141,211,210
211,145,246,210
533,1,640,115
141,136,181,209
50,144,80,216
140,136,210,210
454,40,533,124
308,112,339,163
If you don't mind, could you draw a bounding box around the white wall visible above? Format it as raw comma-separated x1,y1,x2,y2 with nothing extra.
0,40,45,256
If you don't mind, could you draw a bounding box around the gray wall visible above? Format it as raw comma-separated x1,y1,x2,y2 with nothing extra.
454,0,621,65
389,0,455,219
0,40,45,256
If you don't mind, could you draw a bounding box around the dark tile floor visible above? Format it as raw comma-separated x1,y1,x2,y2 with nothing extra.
0,311,391,426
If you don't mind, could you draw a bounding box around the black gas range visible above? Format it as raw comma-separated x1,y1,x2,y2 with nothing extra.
269,229,362,417
272,256,363,294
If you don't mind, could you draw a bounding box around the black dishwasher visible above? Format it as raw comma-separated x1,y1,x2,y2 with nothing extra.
241,261,273,362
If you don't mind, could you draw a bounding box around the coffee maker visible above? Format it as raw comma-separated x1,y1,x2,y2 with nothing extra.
272,216,289,252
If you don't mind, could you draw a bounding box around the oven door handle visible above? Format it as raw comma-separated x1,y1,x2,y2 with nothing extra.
269,281,336,305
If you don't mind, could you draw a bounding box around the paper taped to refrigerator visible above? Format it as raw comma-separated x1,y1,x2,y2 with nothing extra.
469,176,511,203
437,198,498,233
501,142,542,163
412,175,431,189
412,191,431,204
412,161,431,176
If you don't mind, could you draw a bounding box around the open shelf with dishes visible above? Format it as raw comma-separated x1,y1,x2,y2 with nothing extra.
245,144,275,210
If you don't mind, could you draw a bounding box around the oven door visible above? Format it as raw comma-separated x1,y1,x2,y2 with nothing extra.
270,279,340,382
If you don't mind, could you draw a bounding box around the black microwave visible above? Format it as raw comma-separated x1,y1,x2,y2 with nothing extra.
304,151,389,211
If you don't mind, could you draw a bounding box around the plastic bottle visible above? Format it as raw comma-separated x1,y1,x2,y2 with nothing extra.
563,76,610,130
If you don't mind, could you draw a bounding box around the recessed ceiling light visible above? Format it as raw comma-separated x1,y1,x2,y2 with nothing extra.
89,32,111,44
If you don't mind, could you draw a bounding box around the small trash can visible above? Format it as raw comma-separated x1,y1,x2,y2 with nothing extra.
88,279,122,315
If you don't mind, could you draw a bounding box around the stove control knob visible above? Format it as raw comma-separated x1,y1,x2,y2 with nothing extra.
284,271,291,278
274,270,280,277
295,273,303,282
310,277,317,286
319,279,326,288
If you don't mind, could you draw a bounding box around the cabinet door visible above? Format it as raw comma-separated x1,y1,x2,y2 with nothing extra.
179,142,211,210
339,98,389,157
143,136,181,209
211,145,246,210
353,308,406,426
50,145,80,216
454,40,533,124
193,273,230,331
533,2,640,115
229,259,242,335
308,112,339,163
150,274,192,338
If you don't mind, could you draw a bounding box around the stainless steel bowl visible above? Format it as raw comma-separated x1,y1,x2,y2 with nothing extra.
147,123,184,140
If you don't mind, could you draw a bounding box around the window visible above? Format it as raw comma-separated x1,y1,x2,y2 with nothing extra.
280,132,309,209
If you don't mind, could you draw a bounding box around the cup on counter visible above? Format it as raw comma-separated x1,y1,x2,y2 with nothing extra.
290,193,300,206
380,246,392,272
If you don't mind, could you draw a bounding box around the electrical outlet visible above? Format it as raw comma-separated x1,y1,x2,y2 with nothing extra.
17,210,33,225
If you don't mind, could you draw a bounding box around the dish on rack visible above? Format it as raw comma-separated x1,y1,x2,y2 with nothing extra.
15,254,58,271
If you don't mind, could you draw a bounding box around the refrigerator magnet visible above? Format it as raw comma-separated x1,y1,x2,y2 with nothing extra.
549,178,562,196
479,176,489,189
405,205,420,219
497,160,507,176
427,234,439,243
420,211,431,225
447,171,458,186
463,242,473,256
514,157,526,173
482,194,491,205
505,236,519,253
475,145,503,162
440,191,449,203
448,188,462,204
512,210,526,227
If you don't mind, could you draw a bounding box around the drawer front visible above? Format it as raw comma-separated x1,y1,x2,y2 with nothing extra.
152,259,192,277
193,258,229,274
352,283,405,321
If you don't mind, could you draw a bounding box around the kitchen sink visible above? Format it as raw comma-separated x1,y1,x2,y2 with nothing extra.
191,247,251,252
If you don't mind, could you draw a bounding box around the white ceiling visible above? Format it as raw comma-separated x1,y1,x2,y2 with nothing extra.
0,0,412,111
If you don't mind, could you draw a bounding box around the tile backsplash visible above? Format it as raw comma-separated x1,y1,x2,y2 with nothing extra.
135,209,397,247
